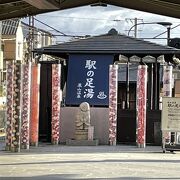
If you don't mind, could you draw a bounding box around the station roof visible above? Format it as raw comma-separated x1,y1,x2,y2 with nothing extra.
1,0,180,20
34,30,180,59
2,19,20,35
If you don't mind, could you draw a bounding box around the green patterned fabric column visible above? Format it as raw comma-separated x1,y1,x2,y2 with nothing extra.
11,63,21,152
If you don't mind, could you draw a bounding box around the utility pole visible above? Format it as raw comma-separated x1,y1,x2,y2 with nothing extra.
125,18,142,109
167,26,171,45
126,18,143,37
134,18,138,38
27,16,35,62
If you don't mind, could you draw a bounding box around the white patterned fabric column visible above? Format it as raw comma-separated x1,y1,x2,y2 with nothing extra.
21,63,31,149
163,66,173,97
51,64,61,145
5,61,14,151
162,65,173,144
109,64,118,146
11,63,21,152
136,65,148,148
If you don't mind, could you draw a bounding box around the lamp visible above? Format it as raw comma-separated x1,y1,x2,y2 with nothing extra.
90,1,107,7
128,21,172,45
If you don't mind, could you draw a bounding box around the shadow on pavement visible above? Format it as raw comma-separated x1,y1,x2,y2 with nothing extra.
0,175,180,180
0,142,164,155
1,158,180,166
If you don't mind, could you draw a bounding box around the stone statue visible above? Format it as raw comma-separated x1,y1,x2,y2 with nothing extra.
74,102,91,140
65,101,98,144
75,102,90,130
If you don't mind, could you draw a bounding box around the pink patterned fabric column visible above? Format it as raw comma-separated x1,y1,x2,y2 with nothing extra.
136,65,148,148
109,64,118,146
11,63,21,152
51,64,61,145
5,61,14,151
21,63,31,149
30,64,40,146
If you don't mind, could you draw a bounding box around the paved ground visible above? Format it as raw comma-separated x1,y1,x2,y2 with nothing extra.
0,141,180,180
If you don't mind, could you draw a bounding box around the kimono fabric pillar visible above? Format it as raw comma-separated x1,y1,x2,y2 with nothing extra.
11,63,21,152
162,65,173,144
30,64,40,146
136,65,148,148
5,61,14,151
109,64,118,146
51,64,61,145
21,63,31,149
163,65,172,97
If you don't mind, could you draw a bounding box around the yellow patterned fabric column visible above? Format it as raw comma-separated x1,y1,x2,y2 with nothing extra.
51,64,61,145
109,65,118,146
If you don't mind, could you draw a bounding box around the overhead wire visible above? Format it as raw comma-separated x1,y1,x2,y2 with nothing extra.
153,23,180,38
2,20,53,36
2,19,87,39
38,14,123,22
33,17,67,36
2,18,180,42
35,15,180,37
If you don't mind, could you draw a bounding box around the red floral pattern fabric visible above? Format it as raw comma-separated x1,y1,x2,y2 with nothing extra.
109,65,118,146
51,64,61,144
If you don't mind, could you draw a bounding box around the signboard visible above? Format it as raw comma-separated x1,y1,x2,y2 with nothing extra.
66,54,113,106
162,97,180,131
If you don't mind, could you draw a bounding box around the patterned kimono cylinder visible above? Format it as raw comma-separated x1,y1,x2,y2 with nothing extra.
5,61,14,151
11,63,21,152
136,65,148,148
162,65,173,144
51,64,61,145
109,65,118,146
163,66,173,97
30,64,40,146
21,63,31,149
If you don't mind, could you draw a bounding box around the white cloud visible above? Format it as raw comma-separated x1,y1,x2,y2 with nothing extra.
32,5,180,45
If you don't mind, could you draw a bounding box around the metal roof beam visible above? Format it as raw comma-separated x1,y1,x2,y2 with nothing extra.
103,0,180,19
1,0,180,20
0,7,51,20
0,0,22,5
23,0,59,9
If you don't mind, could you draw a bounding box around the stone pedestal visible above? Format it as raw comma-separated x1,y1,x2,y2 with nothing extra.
21,144,29,150
11,147,20,153
75,129,88,140
30,142,38,147
66,139,99,146
52,140,59,145
88,126,94,140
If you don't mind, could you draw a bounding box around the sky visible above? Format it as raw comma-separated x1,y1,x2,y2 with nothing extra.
31,4,180,45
